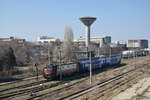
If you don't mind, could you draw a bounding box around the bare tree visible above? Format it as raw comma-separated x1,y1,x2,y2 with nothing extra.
62,27,74,63
13,43,33,65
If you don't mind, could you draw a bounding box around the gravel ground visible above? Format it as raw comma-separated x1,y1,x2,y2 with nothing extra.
112,77,150,100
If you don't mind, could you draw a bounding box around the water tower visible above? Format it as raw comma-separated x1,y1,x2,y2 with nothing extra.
79,16,96,84
79,16,96,48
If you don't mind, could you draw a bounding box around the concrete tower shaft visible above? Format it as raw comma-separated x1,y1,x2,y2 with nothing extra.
79,16,96,48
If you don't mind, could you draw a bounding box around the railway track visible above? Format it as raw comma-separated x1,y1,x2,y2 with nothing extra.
0,69,93,99
1,56,150,100
56,66,144,100
2,75,90,100
81,67,146,100
0,56,144,87
0,75,43,87
0,65,120,99
30,59,150,100
38,61,150,100
27,66,135,99
0,79,47,93
0,66,125,100
0,80,64,99
0,75,44,93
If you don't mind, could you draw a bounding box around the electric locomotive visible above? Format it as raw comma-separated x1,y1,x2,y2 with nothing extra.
43,56,121,80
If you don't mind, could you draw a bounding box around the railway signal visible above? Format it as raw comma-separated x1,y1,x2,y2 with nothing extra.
34,63,39,81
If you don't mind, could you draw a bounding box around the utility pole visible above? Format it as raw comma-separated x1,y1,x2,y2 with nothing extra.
134,40,136,69
109,46,112,63
89,51,92,84
48,45,50,65
48,42,51,65
59,49,62,80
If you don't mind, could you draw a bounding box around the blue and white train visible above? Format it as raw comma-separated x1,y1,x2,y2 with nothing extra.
43,56,121,79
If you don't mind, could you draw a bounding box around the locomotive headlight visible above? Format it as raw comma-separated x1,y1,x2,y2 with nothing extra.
44,69,49,74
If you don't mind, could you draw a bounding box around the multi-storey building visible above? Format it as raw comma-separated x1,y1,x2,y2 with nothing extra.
127,39,148,48
37,36,60,44
74,36,111,47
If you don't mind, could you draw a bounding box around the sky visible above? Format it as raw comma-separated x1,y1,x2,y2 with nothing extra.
0,0,150,43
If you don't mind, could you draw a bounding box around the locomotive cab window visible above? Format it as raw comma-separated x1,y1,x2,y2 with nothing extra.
47,67,52,71
53,66,57,70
